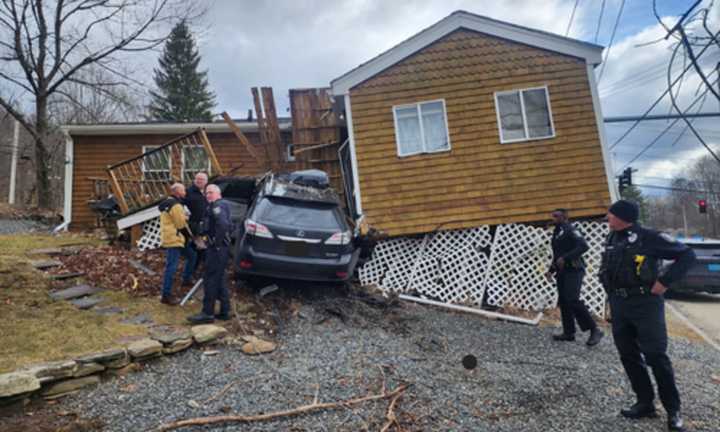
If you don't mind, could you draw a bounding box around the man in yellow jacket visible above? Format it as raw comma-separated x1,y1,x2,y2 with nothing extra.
159,183,198,305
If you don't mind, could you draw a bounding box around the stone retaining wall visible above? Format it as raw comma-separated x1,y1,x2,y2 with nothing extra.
0,324,228,404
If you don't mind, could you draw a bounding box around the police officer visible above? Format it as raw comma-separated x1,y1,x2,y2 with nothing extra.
600,200,695,432
187,184,233,324
546,209,604,346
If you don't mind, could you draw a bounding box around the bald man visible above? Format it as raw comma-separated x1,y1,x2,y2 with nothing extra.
159,183,197,305
187,184,233,324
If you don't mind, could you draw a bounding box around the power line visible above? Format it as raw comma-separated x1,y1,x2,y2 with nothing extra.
565,0,581,37
604,111,720,122
666,40,720,166
615,75,719,173
594,0,606,44
635,183,712,194
606,121,720,140
608,29,720,150
597,0,626,82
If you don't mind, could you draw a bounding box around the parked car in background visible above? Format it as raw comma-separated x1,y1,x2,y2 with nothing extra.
234,170,360,282
665,240,720,294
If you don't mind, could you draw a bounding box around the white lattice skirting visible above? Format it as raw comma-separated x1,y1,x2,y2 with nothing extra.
137,217,162,251
359,222,609,318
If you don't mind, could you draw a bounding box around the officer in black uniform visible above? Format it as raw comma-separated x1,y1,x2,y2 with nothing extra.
546,209,604,346
187,184,233,324
600,200,695,432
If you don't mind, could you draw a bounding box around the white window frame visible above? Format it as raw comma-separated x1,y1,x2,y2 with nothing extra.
181,145,212,180
494,85,556,144
141,145,172,179
392,99,452,157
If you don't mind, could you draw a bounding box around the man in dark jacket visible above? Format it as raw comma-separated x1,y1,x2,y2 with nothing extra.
184,172,208,275
600,200,696,431
185,172,208,235
546,209,604,346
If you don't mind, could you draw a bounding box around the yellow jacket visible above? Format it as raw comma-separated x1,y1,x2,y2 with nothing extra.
159,197,190,248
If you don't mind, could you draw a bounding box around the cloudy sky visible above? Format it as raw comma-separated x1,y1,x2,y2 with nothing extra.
181,0,719,195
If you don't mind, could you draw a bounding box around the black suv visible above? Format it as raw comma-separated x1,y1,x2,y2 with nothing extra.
234,170,360,282
666,240,720,294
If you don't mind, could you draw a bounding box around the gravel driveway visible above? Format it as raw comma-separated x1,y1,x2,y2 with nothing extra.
19,294,720,431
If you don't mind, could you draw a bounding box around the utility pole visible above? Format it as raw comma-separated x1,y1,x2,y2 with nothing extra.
682,205,688,237
8,119,19,205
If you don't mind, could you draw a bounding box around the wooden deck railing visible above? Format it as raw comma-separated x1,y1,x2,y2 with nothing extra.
106,128,223,215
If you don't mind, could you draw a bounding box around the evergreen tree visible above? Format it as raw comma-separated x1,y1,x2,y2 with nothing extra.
148,20,216,121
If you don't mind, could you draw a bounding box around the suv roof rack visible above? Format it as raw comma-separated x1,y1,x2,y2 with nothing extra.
262,170,339,205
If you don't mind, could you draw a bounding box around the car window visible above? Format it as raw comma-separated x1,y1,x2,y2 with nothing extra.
254,197,341,230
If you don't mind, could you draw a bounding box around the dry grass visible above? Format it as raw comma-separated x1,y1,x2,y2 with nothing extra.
0,233,197,374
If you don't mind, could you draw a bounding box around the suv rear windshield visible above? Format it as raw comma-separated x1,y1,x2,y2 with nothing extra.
254,197,341,230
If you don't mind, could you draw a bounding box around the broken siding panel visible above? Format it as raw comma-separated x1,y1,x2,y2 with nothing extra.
349,29,610,235
70,132,275,229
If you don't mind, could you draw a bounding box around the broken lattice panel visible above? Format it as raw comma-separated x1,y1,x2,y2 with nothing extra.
137,217,162,251
358,237,423,292
574,221,609,317
483,224,555,310
359,221,608,318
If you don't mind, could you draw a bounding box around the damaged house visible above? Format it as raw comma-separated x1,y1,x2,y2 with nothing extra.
331,10,617,236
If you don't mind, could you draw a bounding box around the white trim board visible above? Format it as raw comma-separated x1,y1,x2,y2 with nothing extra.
586,64,619,202
61,121,292,136
62,132,74,228
344,94,363,216
117,205,161,231
331,10,603,95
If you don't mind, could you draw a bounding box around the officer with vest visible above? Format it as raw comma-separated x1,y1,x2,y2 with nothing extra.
600,200,695,432
187,184,233,324
546,208,604,346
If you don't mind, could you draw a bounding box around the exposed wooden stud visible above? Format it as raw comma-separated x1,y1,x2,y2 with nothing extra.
107,168,129,214
198,128,225,176
221,111,264,167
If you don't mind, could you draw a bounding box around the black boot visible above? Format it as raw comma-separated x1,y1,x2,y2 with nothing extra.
667,412,685,431
586,327,604,346
621,402,657,419
552,333,575,341
187,312,215,324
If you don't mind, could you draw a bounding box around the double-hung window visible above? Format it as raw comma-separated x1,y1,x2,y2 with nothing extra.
392,99,451,157
141,145,172,183
181,145,211,183
494,86,555,143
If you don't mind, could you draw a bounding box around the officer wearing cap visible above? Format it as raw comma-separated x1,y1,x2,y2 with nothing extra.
600,200,695,431
187,184,233,324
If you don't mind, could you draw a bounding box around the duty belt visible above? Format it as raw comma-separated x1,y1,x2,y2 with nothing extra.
609,286,651,298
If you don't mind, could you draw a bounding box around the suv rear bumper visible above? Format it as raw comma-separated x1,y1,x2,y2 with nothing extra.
235,244,360,282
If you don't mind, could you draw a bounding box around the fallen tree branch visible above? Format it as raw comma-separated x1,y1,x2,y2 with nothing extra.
156,384,409,431
380,387,404,432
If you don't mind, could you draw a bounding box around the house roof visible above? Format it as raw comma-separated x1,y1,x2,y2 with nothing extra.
62,118,293,136
331,10,604,95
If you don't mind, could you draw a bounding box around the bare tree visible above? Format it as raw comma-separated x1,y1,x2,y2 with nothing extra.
48,64,146,124
0,0,202,208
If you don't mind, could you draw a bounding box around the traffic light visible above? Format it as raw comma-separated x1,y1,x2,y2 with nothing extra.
699,199,707,214
618,168,633,193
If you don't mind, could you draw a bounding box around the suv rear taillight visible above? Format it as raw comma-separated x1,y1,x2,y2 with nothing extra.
324,231,351,245
244,219,273,238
